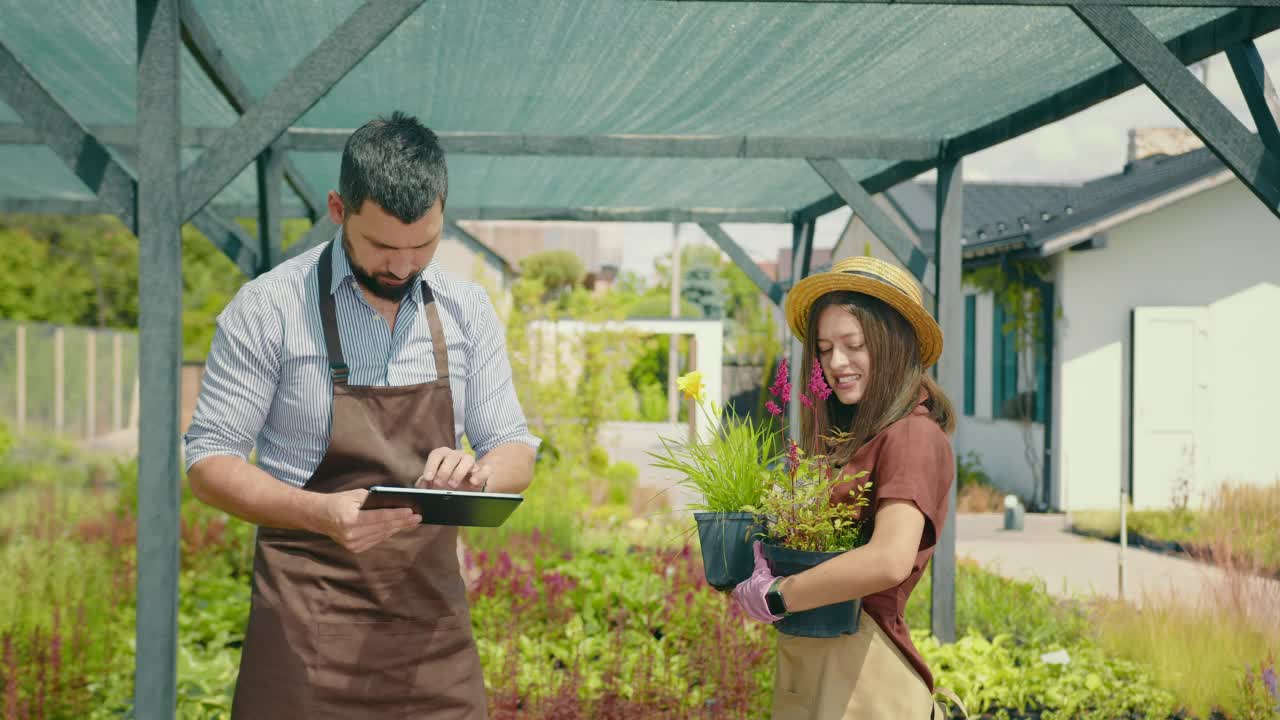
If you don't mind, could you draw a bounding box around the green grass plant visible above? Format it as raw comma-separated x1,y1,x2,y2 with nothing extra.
648,411,780,513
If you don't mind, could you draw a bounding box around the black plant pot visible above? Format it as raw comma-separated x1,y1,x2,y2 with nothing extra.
762,541,861,638
694,512,765,591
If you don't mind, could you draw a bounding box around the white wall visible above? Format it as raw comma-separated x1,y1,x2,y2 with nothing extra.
1056,180,1280,510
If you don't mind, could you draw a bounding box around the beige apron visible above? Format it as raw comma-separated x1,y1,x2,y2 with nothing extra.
230,241,486,719
772,611,950,720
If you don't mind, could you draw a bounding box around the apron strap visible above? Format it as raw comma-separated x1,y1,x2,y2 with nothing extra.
421,282,450,382
317,241,349,385
931,686,969,719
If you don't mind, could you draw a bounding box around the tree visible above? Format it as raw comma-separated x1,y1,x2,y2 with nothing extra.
519,250,586,303
681,260,726,319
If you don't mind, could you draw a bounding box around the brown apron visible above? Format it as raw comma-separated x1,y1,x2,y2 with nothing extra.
772,610,951,720
230,241,486,719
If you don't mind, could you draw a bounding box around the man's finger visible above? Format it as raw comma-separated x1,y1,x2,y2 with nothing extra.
352,507,416,527
445,454,474,489
467,464,492,490
421,447,450,485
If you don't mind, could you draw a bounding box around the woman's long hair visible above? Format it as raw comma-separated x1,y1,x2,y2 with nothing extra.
799,291,955,465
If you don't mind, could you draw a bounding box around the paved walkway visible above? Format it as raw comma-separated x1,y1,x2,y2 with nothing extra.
956,513,1279,628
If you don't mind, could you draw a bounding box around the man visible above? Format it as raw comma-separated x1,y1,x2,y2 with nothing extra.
184,111,539,719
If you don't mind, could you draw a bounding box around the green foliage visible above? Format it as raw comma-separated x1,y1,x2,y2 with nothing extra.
956,449,993,492
625,290,701,319
649,410,780,514
518,250,586,302
680,260,727,319
604,461,639,505
0,214,250,362
920,630,1178,720
0,420,12,461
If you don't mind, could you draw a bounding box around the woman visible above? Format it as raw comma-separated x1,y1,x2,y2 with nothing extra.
731,256,962,719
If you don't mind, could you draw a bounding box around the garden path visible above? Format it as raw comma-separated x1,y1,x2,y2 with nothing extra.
956,513,1279,628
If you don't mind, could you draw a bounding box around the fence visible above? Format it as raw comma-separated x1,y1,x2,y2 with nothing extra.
0,319,140,439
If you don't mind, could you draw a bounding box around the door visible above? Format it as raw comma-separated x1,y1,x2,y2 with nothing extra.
1130,307,1210,510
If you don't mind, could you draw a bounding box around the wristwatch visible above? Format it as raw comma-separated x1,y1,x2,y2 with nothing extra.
765,578,790,617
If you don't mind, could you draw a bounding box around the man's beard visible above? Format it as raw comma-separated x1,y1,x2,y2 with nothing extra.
343,232,417,302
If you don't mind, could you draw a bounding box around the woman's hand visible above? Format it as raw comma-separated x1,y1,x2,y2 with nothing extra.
731,542,785,624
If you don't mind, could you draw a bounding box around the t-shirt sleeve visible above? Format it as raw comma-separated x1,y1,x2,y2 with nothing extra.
871,417,954,551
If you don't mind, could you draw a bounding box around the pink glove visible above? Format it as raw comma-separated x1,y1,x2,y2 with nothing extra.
731,541,784,624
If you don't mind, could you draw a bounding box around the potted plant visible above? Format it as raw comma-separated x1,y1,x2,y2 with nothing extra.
648,370,780,591
745,358,875,638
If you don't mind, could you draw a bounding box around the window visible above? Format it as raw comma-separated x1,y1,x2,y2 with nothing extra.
991,289,1052,424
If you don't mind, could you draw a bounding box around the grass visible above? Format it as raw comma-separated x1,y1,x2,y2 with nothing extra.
1091,592,1279,719
1071,480,1280,577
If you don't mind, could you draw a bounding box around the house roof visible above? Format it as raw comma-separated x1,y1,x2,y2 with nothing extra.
876,144,1231,263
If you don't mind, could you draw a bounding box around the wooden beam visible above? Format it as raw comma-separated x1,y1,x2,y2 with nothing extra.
0,123,941,160
255,144,286,273
0,41,137,232
0,41,258,273
444,206,795,223
698,223,783,307
179,0,426,221
807,158,933,280
794,9,1280,223
179,0,323,220
1074,6,1280,217
1226,40,1280,156
135,1,182,717
931,158,963,645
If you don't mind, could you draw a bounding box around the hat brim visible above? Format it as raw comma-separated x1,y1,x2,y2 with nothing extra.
786,272,943,369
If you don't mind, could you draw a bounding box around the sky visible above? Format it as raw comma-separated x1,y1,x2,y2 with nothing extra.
616,30,1280,281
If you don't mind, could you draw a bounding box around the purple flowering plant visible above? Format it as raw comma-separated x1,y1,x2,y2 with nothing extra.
745,358,875,553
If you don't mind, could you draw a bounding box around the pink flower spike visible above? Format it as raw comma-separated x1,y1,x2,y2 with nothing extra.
770,358,792,405
801,394,813,409
766,400,782,416
809,359,832,401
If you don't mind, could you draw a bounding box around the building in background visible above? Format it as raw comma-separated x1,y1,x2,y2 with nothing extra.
830,129,1280,512
459,221,624,294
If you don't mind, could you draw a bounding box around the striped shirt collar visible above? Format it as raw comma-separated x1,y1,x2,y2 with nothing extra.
328,227,442,303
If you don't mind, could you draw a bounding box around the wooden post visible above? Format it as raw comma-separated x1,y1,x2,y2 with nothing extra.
112,333,124,431
931,157,964,644
15,324,25,435
86,331,97,438
54,327,65,434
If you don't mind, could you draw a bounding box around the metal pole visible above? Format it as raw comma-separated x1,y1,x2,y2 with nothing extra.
931,157,964,644
1119,488,1128,600
135,0,183,716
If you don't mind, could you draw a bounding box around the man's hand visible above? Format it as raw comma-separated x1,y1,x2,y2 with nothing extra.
416,447,491,491
314,488,421,554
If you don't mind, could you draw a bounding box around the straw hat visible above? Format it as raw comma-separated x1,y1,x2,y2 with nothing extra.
785,256,942,368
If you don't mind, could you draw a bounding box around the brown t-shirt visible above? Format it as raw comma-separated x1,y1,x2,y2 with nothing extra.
828,400,954,691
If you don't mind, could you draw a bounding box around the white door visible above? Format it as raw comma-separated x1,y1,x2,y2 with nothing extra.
1131,307,1211,510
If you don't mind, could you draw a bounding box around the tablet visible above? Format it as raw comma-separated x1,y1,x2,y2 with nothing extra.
361,485,523,528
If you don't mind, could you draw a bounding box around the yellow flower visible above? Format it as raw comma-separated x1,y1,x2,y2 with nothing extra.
677,371,705,402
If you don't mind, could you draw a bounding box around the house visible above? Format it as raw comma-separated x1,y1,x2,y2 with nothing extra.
831,131,1280,512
